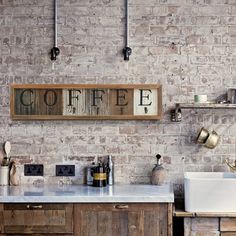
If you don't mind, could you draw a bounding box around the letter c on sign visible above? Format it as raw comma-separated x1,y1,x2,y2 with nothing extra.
20,89,34,106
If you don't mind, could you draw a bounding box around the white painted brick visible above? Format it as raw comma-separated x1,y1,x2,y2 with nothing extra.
0,0,235,196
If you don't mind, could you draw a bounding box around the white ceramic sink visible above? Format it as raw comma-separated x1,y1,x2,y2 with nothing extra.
184,172,236,212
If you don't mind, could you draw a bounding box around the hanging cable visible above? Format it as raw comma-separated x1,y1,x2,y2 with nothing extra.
123,0,132,61
51,0,60,61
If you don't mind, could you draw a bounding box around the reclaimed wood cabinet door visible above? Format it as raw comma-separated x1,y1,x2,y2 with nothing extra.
74,203,172,236
1,203,73,234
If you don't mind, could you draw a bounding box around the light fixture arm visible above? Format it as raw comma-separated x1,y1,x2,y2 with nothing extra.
51,0,60,61
123,0,132,61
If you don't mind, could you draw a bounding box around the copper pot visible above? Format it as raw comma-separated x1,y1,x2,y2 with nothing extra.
204,131,219,149
196,127,209,144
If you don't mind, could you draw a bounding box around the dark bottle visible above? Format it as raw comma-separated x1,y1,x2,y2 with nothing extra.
93,162,107,187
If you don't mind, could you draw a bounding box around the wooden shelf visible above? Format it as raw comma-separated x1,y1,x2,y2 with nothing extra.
174,208,236,218
176,103,236,109
173,209,195,217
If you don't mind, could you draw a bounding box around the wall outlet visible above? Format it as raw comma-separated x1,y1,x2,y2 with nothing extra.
56,165,75,176
24,164,44,176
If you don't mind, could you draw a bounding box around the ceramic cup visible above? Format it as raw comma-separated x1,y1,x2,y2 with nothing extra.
0,166,9,185
194,95,207,103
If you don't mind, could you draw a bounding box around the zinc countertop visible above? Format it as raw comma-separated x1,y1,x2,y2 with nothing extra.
0,183,174,203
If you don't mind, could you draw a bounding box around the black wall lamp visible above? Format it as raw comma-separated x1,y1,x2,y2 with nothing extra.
51,0,60,61
123,0,132,61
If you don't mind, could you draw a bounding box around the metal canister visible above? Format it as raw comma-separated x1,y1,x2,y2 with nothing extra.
227,88,236,104
86,162,96,186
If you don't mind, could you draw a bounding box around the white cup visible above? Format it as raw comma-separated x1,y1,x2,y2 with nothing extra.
194,95,207,103
0,166,9,185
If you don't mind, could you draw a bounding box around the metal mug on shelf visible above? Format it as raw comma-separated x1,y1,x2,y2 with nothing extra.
196,127,209,144
204,131,219,149
196,127,219,149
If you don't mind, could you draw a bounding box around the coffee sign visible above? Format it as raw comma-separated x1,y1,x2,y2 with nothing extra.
11,84,162,120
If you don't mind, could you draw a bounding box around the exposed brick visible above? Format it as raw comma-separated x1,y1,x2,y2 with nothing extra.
0,0,235,196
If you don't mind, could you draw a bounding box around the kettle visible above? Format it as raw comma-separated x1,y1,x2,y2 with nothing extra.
151,154,167,185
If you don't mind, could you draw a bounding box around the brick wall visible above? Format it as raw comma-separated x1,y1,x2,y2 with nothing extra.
1,0,236,196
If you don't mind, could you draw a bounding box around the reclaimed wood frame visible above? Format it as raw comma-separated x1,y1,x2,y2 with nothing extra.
10,84,162,120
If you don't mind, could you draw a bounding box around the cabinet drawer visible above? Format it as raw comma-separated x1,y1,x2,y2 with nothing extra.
2,204,73,234
221,234,236,236
0,235,73,236
221,218,236,232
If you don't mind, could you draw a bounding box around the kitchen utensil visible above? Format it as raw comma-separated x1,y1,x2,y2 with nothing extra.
3,141,11,158
204,130,219,149
1,157,9,166
151,154,167,185
196,127,209,144
3,141,11,166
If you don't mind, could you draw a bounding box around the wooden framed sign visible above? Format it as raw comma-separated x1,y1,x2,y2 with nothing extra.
10,84,162,120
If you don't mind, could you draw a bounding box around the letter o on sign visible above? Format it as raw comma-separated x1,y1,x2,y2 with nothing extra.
44,90,57,106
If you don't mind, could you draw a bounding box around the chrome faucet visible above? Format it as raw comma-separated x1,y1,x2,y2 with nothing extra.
225,159,236,172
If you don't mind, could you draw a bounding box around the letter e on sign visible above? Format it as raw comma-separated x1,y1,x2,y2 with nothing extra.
133,89,157,115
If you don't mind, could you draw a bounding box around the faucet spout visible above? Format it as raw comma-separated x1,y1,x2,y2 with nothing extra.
225,159,236,172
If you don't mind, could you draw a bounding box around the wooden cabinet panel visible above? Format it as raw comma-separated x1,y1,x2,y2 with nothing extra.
0,235,73,236
74,203,172,236
2,204,73,234
109,89,133,115
221,218,236,232
14,89,63,116
133,88,158,115
221,233,236,236
0,204,4,234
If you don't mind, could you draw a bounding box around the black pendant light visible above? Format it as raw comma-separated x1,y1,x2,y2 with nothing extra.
51,0,60,61
123,0,132,61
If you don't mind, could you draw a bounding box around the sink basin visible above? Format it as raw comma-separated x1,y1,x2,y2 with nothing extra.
184,172,236,212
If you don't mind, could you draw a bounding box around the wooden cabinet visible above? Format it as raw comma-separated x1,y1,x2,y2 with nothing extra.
0,203,73,235
183,216,236,236
74,203,172,236
0,202,172,236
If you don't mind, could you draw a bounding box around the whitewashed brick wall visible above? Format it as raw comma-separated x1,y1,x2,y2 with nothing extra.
1,0,236,196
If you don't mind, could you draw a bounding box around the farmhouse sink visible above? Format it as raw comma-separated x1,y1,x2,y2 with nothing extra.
184,172,236,212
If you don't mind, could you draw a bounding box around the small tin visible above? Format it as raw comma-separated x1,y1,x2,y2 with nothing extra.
86,163,96,186
171,107,182,122
227,89,236,104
